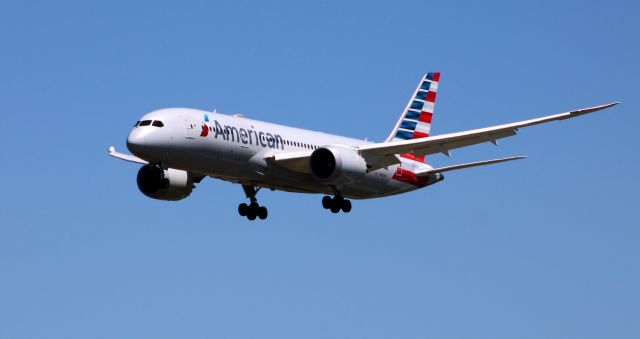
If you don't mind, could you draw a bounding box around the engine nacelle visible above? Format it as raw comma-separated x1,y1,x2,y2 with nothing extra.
136,164,193,201
309,145,367,185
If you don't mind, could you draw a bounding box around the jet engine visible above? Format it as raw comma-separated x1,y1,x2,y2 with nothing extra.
136,164,194,201
309,145,367,185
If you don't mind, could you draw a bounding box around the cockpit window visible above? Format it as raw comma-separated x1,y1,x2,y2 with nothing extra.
152,120,164,127
134,121,141,127
139,120,152,126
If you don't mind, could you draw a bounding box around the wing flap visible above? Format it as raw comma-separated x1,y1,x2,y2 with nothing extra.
415,128,518,157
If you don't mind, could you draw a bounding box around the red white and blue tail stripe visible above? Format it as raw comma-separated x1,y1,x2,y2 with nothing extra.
387,72,440,143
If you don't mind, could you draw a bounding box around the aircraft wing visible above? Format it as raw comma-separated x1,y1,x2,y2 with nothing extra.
108,146,148,164
358,102,619,170
266,151,313,173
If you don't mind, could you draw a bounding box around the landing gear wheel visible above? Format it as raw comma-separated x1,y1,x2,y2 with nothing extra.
247,202,259,220
341,199,352,213
331,196,344,213
247,208,257,220
238,203,248,216
239,184,269,220
322,194,352,214
257,206,268,220
322,196,332,209
330,204,341,213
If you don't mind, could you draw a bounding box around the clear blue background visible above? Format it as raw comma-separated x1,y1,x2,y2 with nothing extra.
1,1,638,338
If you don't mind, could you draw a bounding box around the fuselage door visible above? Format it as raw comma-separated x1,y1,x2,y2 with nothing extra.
183,119,197,139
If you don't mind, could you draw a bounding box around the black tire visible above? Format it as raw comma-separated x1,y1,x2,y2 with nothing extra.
341,199,352,213
247,210,257,220
322,196,332,209
258,206,268,220
238,203,248,216
333,196,344,205
247,202,259,220
330,204,341,213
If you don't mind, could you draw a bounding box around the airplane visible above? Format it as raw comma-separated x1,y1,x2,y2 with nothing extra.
109,72,619,220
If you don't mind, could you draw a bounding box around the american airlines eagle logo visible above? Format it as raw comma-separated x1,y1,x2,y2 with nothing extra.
200,113,210,137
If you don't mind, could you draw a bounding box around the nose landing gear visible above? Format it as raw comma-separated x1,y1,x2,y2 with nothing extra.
238,184,268,220
322,195,352,213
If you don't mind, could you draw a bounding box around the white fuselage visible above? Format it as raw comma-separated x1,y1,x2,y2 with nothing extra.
126,108,436,199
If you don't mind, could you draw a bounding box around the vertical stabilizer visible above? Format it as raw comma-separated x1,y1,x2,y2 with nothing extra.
386,72,440,163
387,72,440,142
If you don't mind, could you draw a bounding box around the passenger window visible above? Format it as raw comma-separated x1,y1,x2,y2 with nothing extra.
152,120,164,127
139,120,152,126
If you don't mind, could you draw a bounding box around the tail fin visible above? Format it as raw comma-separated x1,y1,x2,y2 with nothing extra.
386,72,440,142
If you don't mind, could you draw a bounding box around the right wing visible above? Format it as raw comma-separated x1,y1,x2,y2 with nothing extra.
108,146,147,164
359,102,619,170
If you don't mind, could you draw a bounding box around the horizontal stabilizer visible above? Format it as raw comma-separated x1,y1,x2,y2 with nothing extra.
415,156,526,176
108,146,147,164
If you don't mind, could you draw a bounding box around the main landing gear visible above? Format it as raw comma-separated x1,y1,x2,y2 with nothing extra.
322,195,352,214
238,184,268,220
237,185,352,219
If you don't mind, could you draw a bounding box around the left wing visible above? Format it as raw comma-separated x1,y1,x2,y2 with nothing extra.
267,103,618,173
266,151,312,173
359,102,619,170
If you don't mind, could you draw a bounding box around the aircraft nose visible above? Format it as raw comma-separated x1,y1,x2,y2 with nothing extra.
126,129,147,156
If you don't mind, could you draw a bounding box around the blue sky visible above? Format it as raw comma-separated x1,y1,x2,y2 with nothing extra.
0,1,638,338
